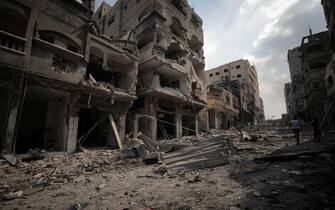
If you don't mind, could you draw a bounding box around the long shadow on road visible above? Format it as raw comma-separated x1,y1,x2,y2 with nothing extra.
228,140,335,210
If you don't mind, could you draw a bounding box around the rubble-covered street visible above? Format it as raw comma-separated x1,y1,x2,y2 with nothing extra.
1,123,334,210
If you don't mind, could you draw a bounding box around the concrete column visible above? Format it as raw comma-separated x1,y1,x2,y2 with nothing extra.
148,97,158,141
118,112,126,145
66,94,80,154
3,105,18,153
214,111,219,129
176,104,183,139
133,114,139,138
195,115,199,136
66,116,78,154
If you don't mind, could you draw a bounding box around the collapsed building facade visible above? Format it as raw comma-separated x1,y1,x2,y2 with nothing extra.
206,59,264,126
94,0,207,140
0,0,139,156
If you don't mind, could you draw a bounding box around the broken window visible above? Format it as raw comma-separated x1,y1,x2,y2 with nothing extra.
188,35,203,54
224,69,228,72
39,31,81,53
226,95,230,103
209,74,213,77
67,44,78,53
309,63,326,70
108,15,115,26
170,17,187,41
159,99,176,112
312,81,321,89
137,29,154,49
165,41,187,65
171,0,187,16
0,4,29,38
307,44,323,53
327,75,334,88
236,65,241,69
40,34,55,44
215,72,220,76
237,74,241,78
190,13,202,28
159,74,180,89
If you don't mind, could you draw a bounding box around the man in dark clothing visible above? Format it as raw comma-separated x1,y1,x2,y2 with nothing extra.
312,117,321,142
290,117,301,145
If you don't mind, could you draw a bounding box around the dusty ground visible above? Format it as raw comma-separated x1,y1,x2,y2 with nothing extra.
0,124,335,210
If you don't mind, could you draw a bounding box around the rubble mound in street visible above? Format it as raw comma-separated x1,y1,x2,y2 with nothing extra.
0,149,141,200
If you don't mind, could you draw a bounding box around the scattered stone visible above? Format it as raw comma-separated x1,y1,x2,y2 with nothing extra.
187,174,202,183
97,183,106,190
152,166,168,175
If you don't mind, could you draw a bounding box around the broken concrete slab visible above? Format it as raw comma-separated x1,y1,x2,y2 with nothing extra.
2,154,18,166
164,135,232,171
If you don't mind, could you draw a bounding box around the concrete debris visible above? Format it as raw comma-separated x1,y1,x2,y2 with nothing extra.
0,123,334,209
123,203,152,210
2,191,23,200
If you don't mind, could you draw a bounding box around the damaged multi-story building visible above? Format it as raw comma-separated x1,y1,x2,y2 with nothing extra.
0,0,139,156
206,59,264,126
206,83,239,130
94,0,207,140
322,0,335,127
286,31,331,121
287,47,305,120
300,31,331,120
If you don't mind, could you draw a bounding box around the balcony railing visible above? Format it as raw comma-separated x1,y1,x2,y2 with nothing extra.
111,39,138,57
0,30,26,55
152,44,166,57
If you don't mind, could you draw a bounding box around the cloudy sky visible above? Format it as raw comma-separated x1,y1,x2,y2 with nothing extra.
95,0,326,119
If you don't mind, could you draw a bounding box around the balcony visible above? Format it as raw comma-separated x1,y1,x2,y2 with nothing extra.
140,44,187,78
111,39,138,57
0,30,26,69
207,96,239,114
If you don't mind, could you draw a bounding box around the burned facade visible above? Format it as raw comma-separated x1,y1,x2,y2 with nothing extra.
0,0,138,156
206,59,264,126
94,0,207,140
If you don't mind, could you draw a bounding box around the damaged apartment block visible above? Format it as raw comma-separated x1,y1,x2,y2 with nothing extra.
0,0,138,157
94,0,207,141
206,84,239,130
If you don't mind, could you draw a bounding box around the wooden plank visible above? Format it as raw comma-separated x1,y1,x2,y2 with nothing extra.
108,115,123,150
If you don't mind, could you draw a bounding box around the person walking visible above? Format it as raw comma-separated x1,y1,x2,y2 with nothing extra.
290,117,301,145
312,116,321,143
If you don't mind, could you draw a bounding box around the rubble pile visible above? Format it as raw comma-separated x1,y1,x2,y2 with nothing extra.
0,150,141,200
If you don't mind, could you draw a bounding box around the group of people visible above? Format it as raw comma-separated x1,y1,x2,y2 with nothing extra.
290,116,321,145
